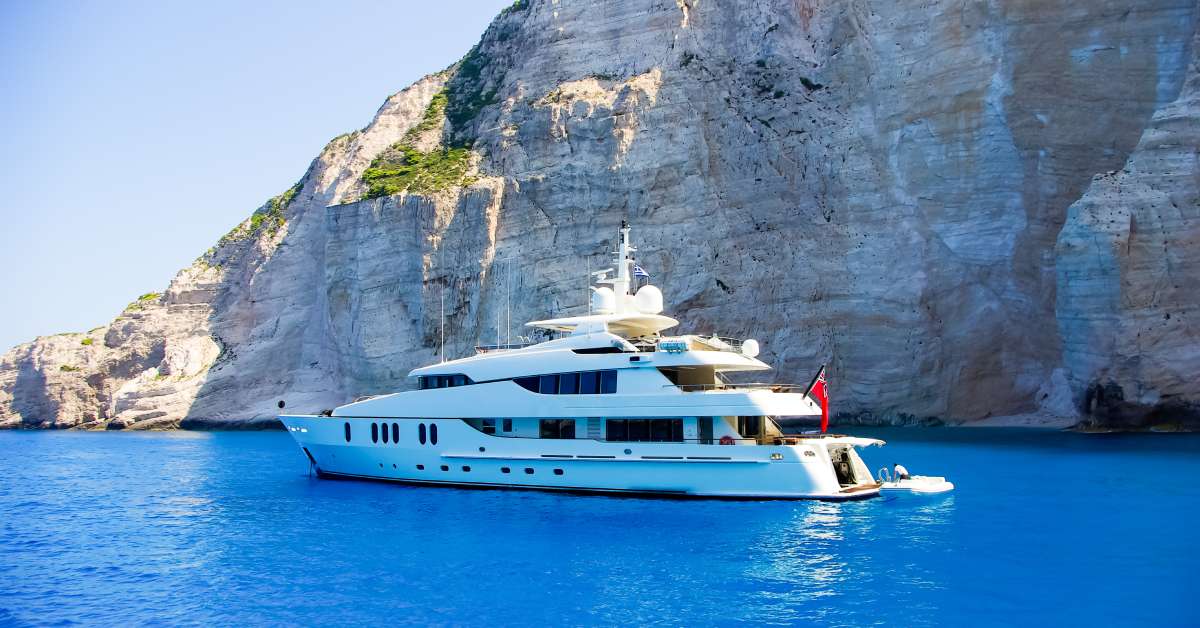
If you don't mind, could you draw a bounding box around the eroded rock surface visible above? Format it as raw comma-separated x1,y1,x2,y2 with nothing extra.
2,0,1197,429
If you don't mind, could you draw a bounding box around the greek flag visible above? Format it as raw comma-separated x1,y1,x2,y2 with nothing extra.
632,264,649,278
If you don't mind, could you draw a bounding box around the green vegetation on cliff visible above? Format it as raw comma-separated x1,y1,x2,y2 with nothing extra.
210,180,303,253
361,90,475,199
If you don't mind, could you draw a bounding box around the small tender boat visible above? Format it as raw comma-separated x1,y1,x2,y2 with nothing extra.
877,469,955,494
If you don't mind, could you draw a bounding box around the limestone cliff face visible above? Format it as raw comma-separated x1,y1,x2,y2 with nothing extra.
2,0,1198,429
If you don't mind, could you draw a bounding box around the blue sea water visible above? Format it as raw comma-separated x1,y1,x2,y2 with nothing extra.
0,428,1196,627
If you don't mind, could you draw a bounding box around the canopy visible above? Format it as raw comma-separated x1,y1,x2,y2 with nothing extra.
526,313,679,338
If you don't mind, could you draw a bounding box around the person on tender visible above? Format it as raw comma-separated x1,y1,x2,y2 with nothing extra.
893,462,911,481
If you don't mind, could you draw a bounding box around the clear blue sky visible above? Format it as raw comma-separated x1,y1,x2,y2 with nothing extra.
0,0,510,352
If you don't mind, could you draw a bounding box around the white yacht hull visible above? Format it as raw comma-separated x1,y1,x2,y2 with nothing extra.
282,415,882,500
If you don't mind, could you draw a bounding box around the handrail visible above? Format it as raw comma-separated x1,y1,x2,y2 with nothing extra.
665,383,811,393
475,342,537,354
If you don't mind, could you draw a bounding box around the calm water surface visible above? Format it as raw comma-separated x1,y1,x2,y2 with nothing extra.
0,428,1196,626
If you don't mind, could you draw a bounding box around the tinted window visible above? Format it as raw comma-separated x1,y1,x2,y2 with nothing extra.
738,416,761,438
482,419,495,435
541,419,576,439
539,374,558,394
371,422,379,443
419,377,430,390
503,418,513,432
344,422,351,442
515,377,538,392
600,370,617,394
430,423,438,445
381,422,389,443
628,419,649,442
418,423,427,445
559,372,579,394
554,469,564,475
606,419,627,442
580,371,600,394
392,423,399,443
451,374,467,387
650,419,671,442
501,467,511,474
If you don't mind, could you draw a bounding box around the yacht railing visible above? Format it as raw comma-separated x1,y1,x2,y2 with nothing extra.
475,342,538,354
665,383,810,393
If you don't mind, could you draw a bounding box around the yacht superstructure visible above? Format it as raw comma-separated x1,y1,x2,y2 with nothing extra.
281,223,906,499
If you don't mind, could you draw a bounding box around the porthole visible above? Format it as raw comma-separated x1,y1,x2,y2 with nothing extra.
553,469,564,476
501,467,510,474
440,464,449,471
392,423,399,443
381,423,389,443
392,463,397,468
418,423,426,445
371,423,379,443
430,423,439,445
524,468,534,475
462,466,471,472
624,449,632,455
344,422,351,442
479,446,486,453
416,464,425,470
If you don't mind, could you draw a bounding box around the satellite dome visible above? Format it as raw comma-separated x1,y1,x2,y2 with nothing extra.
633,285,664,314
591,286,616,314
741,339,760,358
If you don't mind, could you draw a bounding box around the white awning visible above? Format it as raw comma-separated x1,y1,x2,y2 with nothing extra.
526,313,679,337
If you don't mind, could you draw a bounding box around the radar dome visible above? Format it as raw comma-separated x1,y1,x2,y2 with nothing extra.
633,285,664,314
591,286,616,314
741,339,760,358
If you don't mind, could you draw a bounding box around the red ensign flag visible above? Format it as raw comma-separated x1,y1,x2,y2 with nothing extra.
806,366,829,433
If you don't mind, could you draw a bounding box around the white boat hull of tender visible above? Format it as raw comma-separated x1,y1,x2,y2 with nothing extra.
281,415,883,500
879,476,955,494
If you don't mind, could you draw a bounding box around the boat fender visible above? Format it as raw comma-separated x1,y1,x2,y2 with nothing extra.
719,435,735,445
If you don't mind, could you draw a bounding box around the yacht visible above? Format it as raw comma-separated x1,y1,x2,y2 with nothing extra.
281,223,930,500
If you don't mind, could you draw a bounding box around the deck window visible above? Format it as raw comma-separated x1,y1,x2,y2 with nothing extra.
600,370,618,394
482,419,496,435
540,419,576,439
558,372,579,394
606,419,627,442
430,423,439,445
515,377,538,392
418,423,426,445
606,419,683,443
344,422,351,442
737,416,762,439
502,418,513,432
580,371,599,394
381,423,389,443
539,374,558,394
392,423,399,443
371,422,379,443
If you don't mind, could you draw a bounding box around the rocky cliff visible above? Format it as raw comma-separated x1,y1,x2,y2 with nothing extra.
3,0,1198,430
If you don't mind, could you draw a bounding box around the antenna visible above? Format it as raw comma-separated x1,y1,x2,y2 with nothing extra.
439,280,445,363
506,257,512,347
587,256,591,315
438,247,445,363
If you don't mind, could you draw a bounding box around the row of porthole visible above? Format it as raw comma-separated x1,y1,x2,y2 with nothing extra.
347,421,440,445
412,464,564,476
